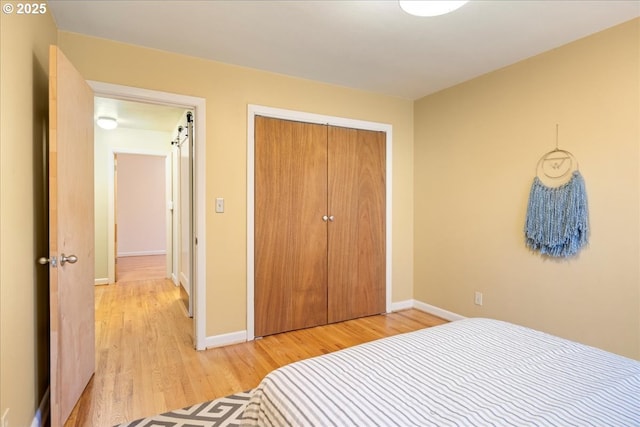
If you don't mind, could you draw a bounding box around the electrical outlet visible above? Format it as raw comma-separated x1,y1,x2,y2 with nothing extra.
474,291,483,306
2,407,9,427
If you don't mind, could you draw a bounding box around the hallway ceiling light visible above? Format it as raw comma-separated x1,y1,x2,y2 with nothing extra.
399,1,469,17
97,116,118,130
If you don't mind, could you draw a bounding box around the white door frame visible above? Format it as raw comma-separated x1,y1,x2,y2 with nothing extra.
108,149,172,280
246,104,393,341
90,81,207,350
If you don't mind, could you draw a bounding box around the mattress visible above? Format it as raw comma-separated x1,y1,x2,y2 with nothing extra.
241,318,640,426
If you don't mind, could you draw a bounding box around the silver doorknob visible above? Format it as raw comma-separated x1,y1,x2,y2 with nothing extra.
38,256,58,267
60,253,78,266
328,215,335,222
322,215,329,222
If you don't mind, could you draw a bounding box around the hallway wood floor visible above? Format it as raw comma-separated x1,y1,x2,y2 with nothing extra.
115,254,167,282
65,256,447,426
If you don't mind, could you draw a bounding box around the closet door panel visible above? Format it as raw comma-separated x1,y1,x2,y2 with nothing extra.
328,126,386,323
355,129,386,319
255,116,328,336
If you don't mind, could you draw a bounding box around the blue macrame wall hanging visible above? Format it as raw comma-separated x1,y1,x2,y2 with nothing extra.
524,128,589,257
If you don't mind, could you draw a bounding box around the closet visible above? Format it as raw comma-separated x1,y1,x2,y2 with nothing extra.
254,116,386,337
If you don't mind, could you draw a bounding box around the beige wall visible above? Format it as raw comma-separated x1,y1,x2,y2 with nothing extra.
116,154,167,256
58,31,415,337
0,4,58,426
414,18,640,359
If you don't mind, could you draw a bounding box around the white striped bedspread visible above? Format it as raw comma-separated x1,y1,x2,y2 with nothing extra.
241,318,640,427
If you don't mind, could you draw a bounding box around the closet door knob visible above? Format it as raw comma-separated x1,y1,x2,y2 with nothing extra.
322,215,329,222
328,216,335,222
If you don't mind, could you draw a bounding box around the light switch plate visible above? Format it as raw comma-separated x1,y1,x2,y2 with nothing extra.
215,197,224,213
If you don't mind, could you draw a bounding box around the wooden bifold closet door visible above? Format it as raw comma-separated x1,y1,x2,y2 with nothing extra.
255,117,329,337
327,126,386,323
254,116,385,337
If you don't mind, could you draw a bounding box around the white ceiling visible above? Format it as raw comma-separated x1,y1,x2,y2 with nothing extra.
94,96,187,132
50,0,639,101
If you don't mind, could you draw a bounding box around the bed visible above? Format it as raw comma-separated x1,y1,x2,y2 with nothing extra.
241,318,640,426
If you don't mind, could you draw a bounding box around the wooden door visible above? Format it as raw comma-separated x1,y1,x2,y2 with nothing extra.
255,116,328,337
327,126,385,323
48,45,95,427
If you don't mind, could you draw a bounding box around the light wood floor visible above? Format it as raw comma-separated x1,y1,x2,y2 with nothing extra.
65,256,447,426
115,255,167,282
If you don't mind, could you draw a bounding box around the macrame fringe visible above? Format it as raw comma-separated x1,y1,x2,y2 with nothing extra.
525,171,589,257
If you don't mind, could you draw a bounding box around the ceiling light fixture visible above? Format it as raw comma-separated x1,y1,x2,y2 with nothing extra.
399,1,469,17
96,116,118,130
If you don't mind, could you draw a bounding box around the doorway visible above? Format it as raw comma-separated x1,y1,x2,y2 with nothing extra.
95,97,183,286
114,152,169,283
90,81,207,349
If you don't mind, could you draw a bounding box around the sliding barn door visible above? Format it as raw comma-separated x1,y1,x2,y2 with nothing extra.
254,116,328,337
328,126,386,323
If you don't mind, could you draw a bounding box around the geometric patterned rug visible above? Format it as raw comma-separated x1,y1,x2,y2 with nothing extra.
114,391,252,427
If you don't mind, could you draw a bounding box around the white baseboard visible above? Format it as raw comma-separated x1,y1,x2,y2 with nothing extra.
203,301,463,351
117,250,167,257
413,300,466,321
31,387,49,427
94,278,110,285
180,272,189,291
204,330,247,349
390,299,414,311
391,299,466,322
